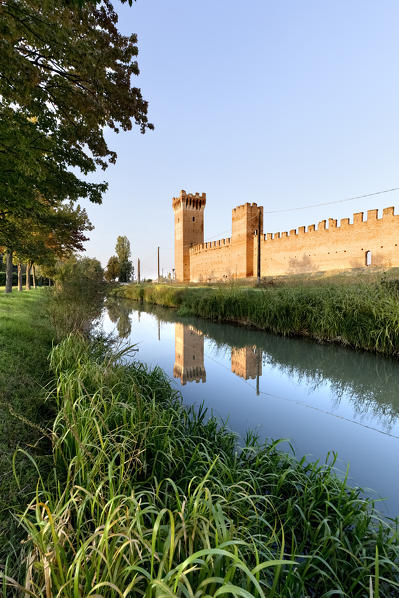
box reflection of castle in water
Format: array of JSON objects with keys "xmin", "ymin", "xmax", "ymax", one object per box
[
  {"xmin": 231, "ymin": 346, "xmax": 262, "ymax": 380},
  {"xmin": 173, "ymin": 323, "xmax": 206, "ymax": 385},
  {"xmin": 173, "ymin": 323, "xmax": 262, "ymax": 387},
  {"xmin": 107, "ymin": 300, "xmax": 399, "ymax": 428}
]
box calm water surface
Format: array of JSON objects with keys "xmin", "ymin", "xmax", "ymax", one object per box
[{"xmin": 103, "ymin": 299, "xmax": 399, "ymax": 517}]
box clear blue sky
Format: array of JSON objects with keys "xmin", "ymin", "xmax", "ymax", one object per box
[{"xmin": 81, "ymin": 0, "xmax": 399, "ymax": 278}]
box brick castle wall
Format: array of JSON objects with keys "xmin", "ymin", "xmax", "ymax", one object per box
[
  {"xmin": 189, "ymin": 238, "xmax": 232, "ymax": 281},
  {"xmin": 173, "ymin": 190, "xmax": 399, "ymax": 281},
  {"xmin": 254, "ymin": 207, "xmax": 399, "ymax": 276}
]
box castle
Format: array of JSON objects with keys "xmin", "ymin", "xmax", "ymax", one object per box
[
  {"xmin": 173, "ymin": 189, "xmax": 399, "ymax": 281},
  {"xmin": 172, "ymin": 322, "xmax": 262, "ymax": 385}
]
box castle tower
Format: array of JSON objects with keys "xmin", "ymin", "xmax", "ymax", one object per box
[
  {"xmin": 231, "ymin": 346, "xmax": 262, "ymax": 380},
  {"xmin": 231, "ymin": 203, "xmax": 263, "ymax": 278},
  {"xmin": 173, "ymin": 323, "xmax": 206, "ymax": 385},
  {"xmin": 173, "ymin": 190, "xmax": 206, "ymax": 282}
]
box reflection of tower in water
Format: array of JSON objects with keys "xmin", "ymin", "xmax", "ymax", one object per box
[
  {"xmin": 231, "ymin": 346, "xmax": 262, "ymax": 380},
  {"xmin": 173, "ymin": 323, "xmax": 206, "ymax": 385}
]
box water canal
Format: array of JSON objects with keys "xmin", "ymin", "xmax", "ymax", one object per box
[{"xmin": 103, "ymin": 298, "xmax": 399, "ymax": 517}]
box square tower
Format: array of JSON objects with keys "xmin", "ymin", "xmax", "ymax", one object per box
[
  {"xmin": 173, "ymin": 190, "xmax": 206, "ymax": 282},
  {"xmin": 231, "ymin": 346, "xmax": 262, "ymax": 380},
  {"xmin": 173, "ymin": 323, "xmax": 206, "ymax": 385},
  {"xmin": 231, "ymin": 203, "xmax": 263, "ymax": 278}
]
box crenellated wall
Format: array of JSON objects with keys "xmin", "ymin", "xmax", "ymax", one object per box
[
  {"xmin": 173, "ymin": 189, "xmax": 399, "ymax": 281},
  {"xmin": 189, "ymin": 238, "xmax": 232, "ymax": 281},
  {"xmin": 253, "ymin": 207, "xmax": 399, "ymax": 276}
]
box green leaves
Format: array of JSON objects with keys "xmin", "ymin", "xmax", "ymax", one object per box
[
  {"xmin": 0, "ymin": 0, "xmax": 152, "ymax": 260},
  {"xmin": 115, "ymin": 235, "xmax": 133, "ymax": 282}
]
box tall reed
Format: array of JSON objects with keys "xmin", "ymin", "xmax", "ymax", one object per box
[
  {"xmin": 118, "ymin": 281, "xmax": 399, "ymax": 357},
  {"xmin": 6, "ymin": 335, "xmax": 399, "ymax": 596}
]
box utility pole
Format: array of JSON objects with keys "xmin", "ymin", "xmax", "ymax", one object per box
[
  {"xmin": 157, "ymin": 246, "xmax": 160, "ymax": 283},
  {"xmin": 257, "ymin": 210, "xmax": 261, "ymax": 284},
  {"xmin": 137, "ymin": 258, "xmax": 140, "ymax": 284}
]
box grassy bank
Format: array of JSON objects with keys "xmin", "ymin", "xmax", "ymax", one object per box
[
  {"xmin": 0, "ymin": 289, "xmax": 54, "ymax": 571},
  {"xmin": 116, "ymin": 280, "xmax": 399, "ymax": 357},
  {"xmin": 0, "ymin": 272, "xmax": 104, "ymax": 584},
  {"xmin": 8, "ymin": 334, "xmax": 399, "ymax": 596}
]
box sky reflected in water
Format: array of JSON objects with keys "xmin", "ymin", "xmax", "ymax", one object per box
[{"xmin": 103, "ymin": 299, "xmax": 399, "ymax": 517}]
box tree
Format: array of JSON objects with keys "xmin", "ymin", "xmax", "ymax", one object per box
[
  {"xmin": 105, "ymin": 255, "xmax": 120, "ymax": 282},
  {"xmin": 1, "ymin": 1, "xmax": 152, "ymax": 217},
  {"xmin": 55, "ymin": 256, "xmax": 104, "ymax": 287},
  {"xmin": 115, "ymin": 236, "xmax": 133, "ymax": 282},
  {"xmin": 1, "ymin": 202, "xmax": 93, "ymax": 292},
  {"xmin": 0, "ymin": 0, "xmax": 152, "ymax": 289}
]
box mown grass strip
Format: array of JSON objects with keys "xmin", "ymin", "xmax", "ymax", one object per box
[{"xmin": 0, "ymin": 289, "xmax": 54, "ymax": 572}]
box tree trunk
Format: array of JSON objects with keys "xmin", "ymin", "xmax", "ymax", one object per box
[
  {"xmin": 26, "ymin": 261, "xmax": 31, "ymax": 290},
  {"xmin": 5, "ymin": 250, "xmax": 13, "ymax": 293},
  {"xmin": 17, "ymin": 263, "xmax": 23, "ymax": 291},
  {"xmin": 32, "ymin": 264, "xmax": 36, "ymax": 289}
]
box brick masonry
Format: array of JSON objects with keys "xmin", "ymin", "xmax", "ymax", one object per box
[
  {"xmin": 173, "ymin": 323, "xmax": 206, "ymax": 385},
  {"xmin": 172, "ymin": 190, "xmax": 399, "ymax": 281},
  {"xmin": 173, "ymin": 321, "xmax": 263, "ymax": 385}
]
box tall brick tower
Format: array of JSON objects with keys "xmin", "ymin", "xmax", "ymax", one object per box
[
  {"xmin": 231, "ymin": 203, "xmax": 263, "ymax": 278},
  {"xmin": 173, "ymin": 190, "xmax": 206, "ymax": 282},
  {"xmin": 231, "ymin": 346, "xmax": 262, "ymax": 380},
  {"xmin": 173, "ymin": 323, "xmax": 206, "ymax": 385}
]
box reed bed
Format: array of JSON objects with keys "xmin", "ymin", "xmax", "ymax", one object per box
[
  {"xmin": 118, "ymin": 281, "xmax": 399, "ymax": 357},
  {"xmin": 5, "ymin": 335, "xmax": 399, "ymax": 597}
]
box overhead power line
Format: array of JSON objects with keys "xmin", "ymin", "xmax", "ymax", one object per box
[
  {"xmin": 204, "ymin": 228, "xmax": 231, "ymax": 243},
  {"xmin": 263, "ymin": 186, "xmax": 399, "ymax": 215},
  {"xmin": 169, "ymin": 187, "xmax": 399, "ymax": 248}
]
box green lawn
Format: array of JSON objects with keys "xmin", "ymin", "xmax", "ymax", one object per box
[{"xmin": 0, "ymin": 288, "xmax": 54, "ymax": 569}]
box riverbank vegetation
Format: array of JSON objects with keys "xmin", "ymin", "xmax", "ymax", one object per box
[
  {"xmin": 116, "ymin": 277, "xmax": 399, "ymax": 357},
  {"xmin": 48, "ymin": 257, "xmax": 105, "ymax": 340},
  {"xmin": 4, "ymin": 331, "xmax": 397, "ymax": 596},
  {"xmin": 1, "ymin": 276, "xmax": 399, "ymax": 595},
  {"xmin": 107, "ymin": 298, "xmax": 399, "ymax": 425},
  {"xmin": 0, "ymin": 259, "xmax": 104, "ymax": 582}
]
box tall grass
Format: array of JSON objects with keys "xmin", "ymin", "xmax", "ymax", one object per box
[
  {"xmin": 117, "ymin": 281, "xmax": 399, "ymax": 357},
  {"xmin": 46, "ymin": 270, "xmax": 105, "ymax": 340},
  {"xmin": 117, "ymin": 283, "xmax": 186, "ymax": 308},
  {"xmin": 6, "ymin": 335, "xmax": 399, "ymax": 596}
]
